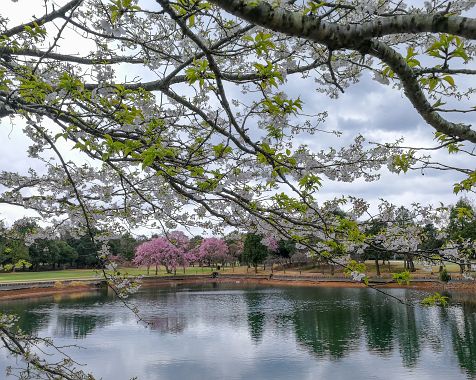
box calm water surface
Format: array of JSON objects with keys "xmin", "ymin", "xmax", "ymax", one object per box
[{"xmin": 1, "ymin": 283, "xmax": 475, "ymax": 380}]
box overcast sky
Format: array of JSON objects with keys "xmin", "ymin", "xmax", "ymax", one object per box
[{"xmin": 0, "ymin": 0, "xmax": 474, "ymax": 227}]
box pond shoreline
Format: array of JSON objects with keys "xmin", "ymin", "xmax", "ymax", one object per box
[
  {"xmin": 1, "ymin": 274, "xmax": 475, "ymax": 301},
  {"xmin": 0, "ymin": 284, "xmax": 101, "ymax": 300}
]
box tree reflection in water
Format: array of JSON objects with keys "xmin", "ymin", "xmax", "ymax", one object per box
[
  {"xmin": 244, "ymin": 291, "xmax": 267, "ymax": 344},
  {"xmin": 1, "ymin": 284, "xmax": 476, "ymax": 378}
]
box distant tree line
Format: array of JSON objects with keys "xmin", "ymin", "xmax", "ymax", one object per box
[
  {"xmin": 0, "ymin": 218, "xmax": 138, "ymax": 272},
  {"xmin": 1, "ymin": 198, "xmax": 475, "ymax": 273},
  {"xmin": 358, "ymin": 198, "xmax": 476, "ymax": 275}
]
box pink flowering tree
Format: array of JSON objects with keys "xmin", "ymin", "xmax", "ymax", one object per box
[
  {"xmin": 167, "ymin": 230, "xmax": 190, "ymax": 252},
  {"xmin": 262, "ymin": 236, "xmax": 279, "ymax": 253},
  {"xmin": 198, "ymin": 237, "xmax": 230, "ymax": 268},
  {"xmin": 167, "ymin": 231, "xmax": 191, "ymax": 273},
  {"xmin": 187, "ymin": 236, "xmax": 203, "ymax": 267},
  {"xmin": 133, "ymin": 240, "xmax": 158, "ymax": 275},
  {"xmin": 134, "ymin": 235, "xmax": 189, "ymax": 275},
  {"xmin": 227, "ymin": 238, "xmax": 244, "ymax": 271},
  {"xmin": 261, "ymin": 236, "xmax": 279, "ymax": 272},
  {"xmin": 184, "ymin": 248, "xmax": 200, "ymax": 268},
  {"xmin": 156, "ymin": 242, "xmax": 181, "ymax": 274}
]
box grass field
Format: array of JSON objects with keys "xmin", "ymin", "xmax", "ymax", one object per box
[
  {"xmin": 0, "ymin": 261, "xmax": 470, "ymax": 283},
  {"xmin": 0, "ymin": 266, "xmax": 233, "ymax": 283}
]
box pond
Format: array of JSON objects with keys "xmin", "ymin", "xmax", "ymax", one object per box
[{"xmin": 1, "ymin": 283, "xmax": 475, "ymax": 379}]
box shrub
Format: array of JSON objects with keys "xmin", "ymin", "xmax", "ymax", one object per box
[
  {"xmin": 421, "ymin": 292, "xmax": 449, "ymax": 307},
  {"xmin": 392, "ymin": 271, "xmax": 411, "ymax": 285},
  {"xmin": 14, "ymin": 259, "xmax": 32, "ymax": 270},
  {"xmin": 2, "ymin": 264, "xmax": 14, "ymax": 272},
  {"xmin": 439, "ymin": 268, "xmax": 451, "ymax": 283}
]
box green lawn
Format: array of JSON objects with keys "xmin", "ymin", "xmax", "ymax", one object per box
[
  {"xmin": 0, "ymin": 269, "xmax": 102, "ymax": 283},
  {"xmin": 0, "ymin": 266, "xmax": 228, "ymax": 283},
  {"xmin": 0, "ymin": 269, "xmax": 98, "ymax": 282},
  {"xmin": 0, "ymin": 261, "xmax": 469, "ymax": 284}
]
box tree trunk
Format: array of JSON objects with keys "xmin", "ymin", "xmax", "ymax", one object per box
[
  {"xmin": 155, "ymin": 265, "xmax": 158, "ymax": 275},
  {"xmin": 408, "ymin": 259, "xmax": 416, "ymax": 272},
  {"xmin": 330, "ymin": 264, "xmax": 335, "ymax": 276},
  {"xmin": 375, "ymin": 258, "xmax": 381, "ymax": 277},
  {"xmin": 147, "ymin": 265, "xmax": 150, "ymax": 275}
]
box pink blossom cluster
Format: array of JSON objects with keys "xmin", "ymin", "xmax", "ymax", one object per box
[
  {"xmin": 262, "ymin": 236, "xmax": 279, "ymax": 252},
  {"xmin": 133, "ymin": 231, "xmax": 191, "ymax": 273},
  {"xmin": 134, "ymin": 234, "xmax": 238, "ymax": 271},
  {"xmin": 197, "ymin": 237, "xmax": 231, "ymax": 264}
]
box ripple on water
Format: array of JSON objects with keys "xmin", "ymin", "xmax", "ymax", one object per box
[{"xmin": 1, "ymin": 283, "xmax": 475, "ymax": 380}]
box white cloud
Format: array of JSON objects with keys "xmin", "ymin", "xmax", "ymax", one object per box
[{"xmin": 0, "ymin": 0, "xmax": 474, "ymax": 228}]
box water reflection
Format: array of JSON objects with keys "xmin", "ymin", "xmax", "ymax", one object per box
[
  {"xmin": 359, "ymin": 291, "xmax": 395, "ymax": 354},
  {"xmin": 1, "ymin": 284, "xmax": 476, "ymax": 380},
  {"xmin": 53, "ymin": 311, "xmax": 110, "ymax": 339},
  {"xmin": 0, "ymin": 290, "xmax": 109, "ymax": 337},
  {"xmin": 148, "ymin": 315, "xmax": 187, "ymax": 334},
  {"xmin": 289, "ymin": 289, "xmax": 361, "ymax": 359},
  {"xmin": 244, "ymin": 291, "xmax": 267, "ymax": 343},
  {"xmin": 449, "ymin": 304, "xmax": 476, "ymax": 375}
]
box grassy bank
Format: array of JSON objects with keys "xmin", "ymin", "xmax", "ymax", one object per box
[
  {"xmin": 0, "ymin": 260, "xmax": 469, "ymax": 283},
  {"xmin": 0, "ymin": 266, "xmax": 233, "ymax": 283}
]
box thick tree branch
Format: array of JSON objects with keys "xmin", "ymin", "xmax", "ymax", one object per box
[
  {"xmin": 365, "ymin": 40, "xmax": 476, "ymax": 143},
  {"xmin": 209, "ymin": 0, "xmax": 476, "ymax": 49}
]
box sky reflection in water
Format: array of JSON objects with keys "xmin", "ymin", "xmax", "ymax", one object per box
[{"xmin": 0, "ymin": 283, "xmax": 475, "ymax": 380}]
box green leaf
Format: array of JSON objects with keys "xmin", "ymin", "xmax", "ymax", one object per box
[
  {"xmin": 442, "ymin": 75, "xmax": 455, "ymax": 87},
  {"xmin": 212, "ymin": 143, "xmax": 232, "ymax": 157},
  {"xmin": 421, "ymin": 292, "xmax": 449, "ymax": 307},
  {"xmin": 392, "ymin": 271, "xmax": 411, "ymax": 285},
  {"xmin": 245, "ymin": 0, "xmax": 260, "ymax": 6},
  {"xmin": 185, "ymin": 59, "xmax": 215, "ymax": 87},
  {"xmin": 303, "ymin": 1, "xmax": 325, "ymax": 15},
  {"xmin": 298, "ymin": 173, "xmax": 322, "ymax": 191},
  {"xmin": 432, "ymin": 98, "xmax": 446, "ymax": 108}
]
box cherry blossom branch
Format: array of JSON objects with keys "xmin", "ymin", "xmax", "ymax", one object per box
[
  {"xmin": 3, "ymin": 0, "xmax": 83, "ymax": 38},
  {"xmin": 209, "ymin": 0, "xmax": 476, "ymax": 48}
]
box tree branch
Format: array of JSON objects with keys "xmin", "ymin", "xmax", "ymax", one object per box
[
  {"xmin": 209, "ymin": 0, "xmax": 476, "ymax": 49},
  {"xmin": 3, "ymin": 0, "xmax": 83, "ymax": 38},
  {"xmin": 365, "ymin": 40, "xmax": 476, "ymax": 143}
]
